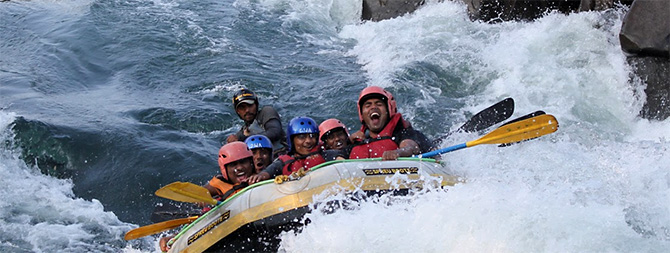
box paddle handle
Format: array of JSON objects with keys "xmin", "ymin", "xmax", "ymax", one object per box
[{"xmin": 415, "ymin": 143, "xmax": 467, "ymax": 158}]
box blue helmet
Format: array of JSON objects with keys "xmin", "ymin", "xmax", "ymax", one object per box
[
  {"xmin": 286, "ymin": 116, "xmax": 319, "ymax": 153},
  {"xmin": 245, "ymin": 135, "xmax": 273, "ymax": 150}
]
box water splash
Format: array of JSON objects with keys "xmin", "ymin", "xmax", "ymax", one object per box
[{"xmin": 0, "ymin": 112, "xmax": 155, "ymax": 252}]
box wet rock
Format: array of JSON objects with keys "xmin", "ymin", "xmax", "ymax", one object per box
[
  {"xmin": 465, "ymin": 0, "xmax": 582, "ymax": 22},
  {"xmin": 578, "ymin": 0, "xmax": 621, "ymax": 11},
  {"xmin": 619, "ymin": 0, "xmax": 670, "ymax": 120},
  {"xmin": 361, "ymin": 0, "xmax": 633, "ymax": 23},
  {"xmin": 619, "ymin": 0, "xmax": 670, "ymax": 58},
  {"xmin": 362, "ymin": 0, "xmax": 425, "ymax": 22},
  {"xmin": 464, "ymin": 0, "xmax": 636, "ymax": 22},
  {"xmin": 631, "ymin": 57, "xmax": 670, "ymax": 120}
]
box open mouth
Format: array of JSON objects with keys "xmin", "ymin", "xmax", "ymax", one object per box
[
  {"xmin": 255, "ymin": 162, "xmax": 264, "ymax": 168},
  {"xmin": 234, "ymin": 169, "xmax": 247, "ymax": 179},
  {"xmin": 369, "ymin": 112, "xmax": 381, "ymax": 125}
]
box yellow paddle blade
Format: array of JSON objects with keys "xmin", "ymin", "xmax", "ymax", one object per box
[
  {"xmin": 467, "ymin": 114, "xmax": 558, "ymax": 147},
  {"xmin": 124, "ymin": 216, "xmax": 198, "ymax": 240},
  {"xmin": 155, "ymin": 181, "xmax": 218, "ymax": 206}
]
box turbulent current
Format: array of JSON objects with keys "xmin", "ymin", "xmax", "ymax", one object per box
[{"xmin": 1, "ymin": 0, "xmax": 669, "ymax": 252}]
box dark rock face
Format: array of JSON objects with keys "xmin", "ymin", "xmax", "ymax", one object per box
[
  {"xmin": 620, "ymin": 0, "xmax": 670, "ymax": 120},
  {"xmin": 360, "ymin": 0, "xmax": 617, "ymax": 22},
  {"xmin": 362, "ymin": 0, "xmax": 425, "ymax": 22},
  {"xmin": 631, "ymin": 57, "xmax": 670, "ymax": 120},
  {"xmin": 466, "ymin": 0, "xmax": 582, "ymax": 22},
  {"xmin": 463, "ymin": 0, "xmax": 634, "ymax": 23},
  {"xmin": 619, "ymin": 0, "xmax": 670, "ymax": 58}
]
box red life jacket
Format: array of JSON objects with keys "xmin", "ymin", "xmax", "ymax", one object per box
[
  {"xmin": 279, "ymin": 146, "xmax": 326, "ymax": 175},
  {"xmin": 350, "ymin": 113, "xmax": 409, "ymax": 159}
]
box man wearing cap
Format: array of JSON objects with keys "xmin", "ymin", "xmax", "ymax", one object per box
[
  {"xmin": 226, "ymin": 88, "xmax": 287, "ymax": 153},
  {"xmin": 348, "ymin": 86, "xmax": 432, "ymax": 160}
]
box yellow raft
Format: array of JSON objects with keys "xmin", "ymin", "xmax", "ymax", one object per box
[{"xmin": 167, "ymin": 158, "xmax": 459, "ymax": 252}]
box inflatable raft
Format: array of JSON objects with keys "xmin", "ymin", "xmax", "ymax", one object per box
[{"xmin": 167, "ymin": 158, "xmax": 460, "ymax": 252}]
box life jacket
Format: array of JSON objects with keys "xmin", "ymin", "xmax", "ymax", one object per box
[
  {"xmin": 279, "ymin": 146, "xmax": 326, "ymax": 175},
  {"xmin": 208, "ymin": 176, "xmax": 248, "ymax": 201},
  {"xmin": 349, "ymin": 113, "xmax": 409, "ymax": 159}
]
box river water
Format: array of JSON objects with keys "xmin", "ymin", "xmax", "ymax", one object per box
[{"xmin": 1, "ymin": 0, "xmax": 669, "ymax": 252}]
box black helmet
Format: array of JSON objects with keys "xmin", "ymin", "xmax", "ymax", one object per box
[{"xmin": 232, "ymin": 88, "xmax": 258, "ymax": 109}]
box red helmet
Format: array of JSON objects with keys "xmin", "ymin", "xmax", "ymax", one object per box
[
  {"xmin": 217, "ymin": 141, "xmax": 253, "ymax": 181},
  {"xmin": 319, "ymin": 118, "xmax": 349, "ymax": 141},
  {"xmin": 357, "ymin": 86, "xmax": 397, "ymax": 123}
]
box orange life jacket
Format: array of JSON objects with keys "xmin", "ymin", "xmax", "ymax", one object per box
[{"xmin": 208, "ymin": 176, "xmax": 247, "ymax": 201}]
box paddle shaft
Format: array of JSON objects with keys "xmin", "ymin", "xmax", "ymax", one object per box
[
  {"xmin": 419, "ymin": 114, "xmax": 558, "ymax": 158},
  {"xmin": 431, "ymin": 98, "xmax": 514, "ymax": 146},
  {"xmin": 151, "ymin": 202, "xmax": 203, "ymax": 223},
  {"xmin": 420, "ymin": 143, "xmax": 467, "ymax": 158},
  {"xmin": 124, "ymin": 216, "xmax": 198, "ymax": 240}
]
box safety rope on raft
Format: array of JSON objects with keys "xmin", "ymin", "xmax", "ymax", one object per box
[{"xmin": 273, "ymin": 168, "xmax": 308, "ymax": 184}]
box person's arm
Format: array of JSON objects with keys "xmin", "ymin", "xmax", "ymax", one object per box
[
  {"xmin": 236, "ymin": 127, "xmax": 247, "ymax": 140},
  {"xmin": 381, "ymin": 139, "xmax": 420, "ymax": 160},
  {"xmin": 203, "ymin": 182, "xmax": 220, "ymax": 198},
  {"xmin": 200, "ymin": 176, "xmax": 225, "ymax": 207},
  {"xmin": 256, "ymin": 106, "xmax": 284, "ymax": 143},
  {"xmin": 227, "ymin": 127, "xmax": 246, "ymax": 143},
  {"xmin": 409, "ymin": 128, "xmax": 432, "ymax": 153},
  {"xmin": 349, "ymin": 130, "xmax": 364, "ymax": 142},
  {"xmin": 322, "ymin": 149, "xmax": 346, "ymax": 161},
  {"xmin": 247, "ymin": 159, "xmax": 284, "ymax": 184},
  {"xmin": 246, "ymin": 171, "xmax": 271, "ymax": 185},
  {"xmin": 381, "ymin": 125, "xmax": 426, "ymax": 160},
  {"xmin": 159, "ymin": 235, "xmax": 175, "ymax": 252},
  {"xmin": 260, "ymin": 119, "xmax": 283, "ymax": 143}
]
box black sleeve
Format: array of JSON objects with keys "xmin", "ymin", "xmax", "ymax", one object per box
[
  {"xmin": 235, "ymin": 128, "xmax": 247, "ymax": 141},
  {"xmin": 321, "ymin": 149, "xmax": 345, "ymax": 161},
  {"xmin": 341, "ymin": 145, "xmax": 352, "ymax": 160},
  {"xmin": 261, "ymin": 158, "xmax": 285, "ymax": 177},
  {"xmin": 261, "ymin": 119, "xmax": 283, "ymax": 143},
  {"xmin": 394, "ymin": 126, "xmax": 433, "ymax": 153},
  {"xmin": 256, "ymin": 106, "xmax": 284, "ymax": 143},
  {"xmin": 257, "ymin": 106, "xmax": 281, "ymax": 123}
]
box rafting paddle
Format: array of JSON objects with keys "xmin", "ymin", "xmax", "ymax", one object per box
[
  {"xmin": 155, "ymin": 182, "xmax": 220, "ymax": 206},
  {"xmin": 151, "ymin": 202, "xmax": 203, "ymax": 223},
  {"xmin": 501, "ymin": 110, "xmax": 545, "ymax": 127},
  {"xmin": 124, "ymin": 216, "xmax": 198, "ymax": 240},
  {"xmin": 498, "ymin": 110, "xmax": 545, "ymax": 147},
  {"xmin": 458, "ymin": 97, "xmax": 515, "ymax": 132},
  {"xmin": 431, "ymin": 97, "xmax": 514, "ymax": 146},
  {"xmin": 418, "ymin": 114, "xmax": 558, "ymax": 158}
]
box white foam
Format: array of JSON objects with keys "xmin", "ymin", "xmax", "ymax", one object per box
[
  {"xmin": 0, "ymin": 111, "xmax": 154, "ymax": 252},
  {"xmin": 277, "ymin": 3, "xmax": 670, "ymax": 252}
]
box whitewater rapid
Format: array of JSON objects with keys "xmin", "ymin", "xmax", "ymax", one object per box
[
  {"xmin": 1, "ymin": 0, "xmax": 668, "ymax": 252},
  {"xmin": 276, "ymin": 1, "xmax": 670, "ymax": 252}
]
